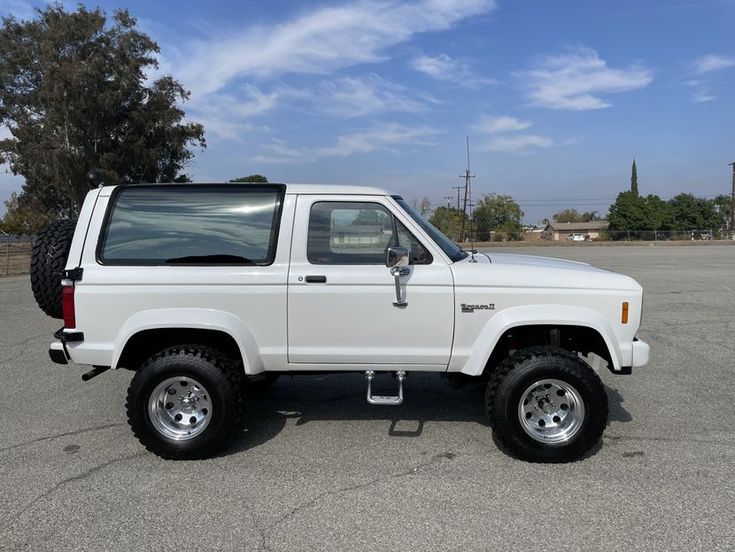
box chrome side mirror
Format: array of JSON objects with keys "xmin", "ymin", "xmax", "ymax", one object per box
[
  {"xmin": 386, "ymin": 246, "xmax": 409, "ymax": 269},
  {"xmin": 386, "ymin": 246, "xmax": 410, "ymax": 307}
]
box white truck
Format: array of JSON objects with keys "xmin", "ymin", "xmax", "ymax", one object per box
[{"xmin": 34, "ymin": 183, "xmax": 649, "ymax": 462}]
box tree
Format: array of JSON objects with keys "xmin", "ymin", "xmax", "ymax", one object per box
[
  {"xmin": 418, "ymin": 197, "xmax": 431, "ymax": 216},
  {"xmin": 229, "ymin": 175, "xmax": 268, "ymax": 183},
  {"xmin": 0, "ymin": 5, "xmax": 205, "ymax": 222},
  {"xmin": 473, "ymin": 193, "xmax": 523, "ymax": 240},
  {"xmin": 631, "ymin": 159, "xmax": 639, "ymax": 196},
  {"xmin": 668, "ymin": 193, "xmax": 719, "ymax": 232},
  {"xmin": 713, "ymin": 194, "xmax": 732, "ymax": 232},
  {"xmin": 608, "ymin": 192, "xmax": 673, "ymax": 232},
  {"xmin": 0, "ymin": 192, "xmax": 53, "ymax": 234},
  {"xmin": 553, "ymin": 208, "xmax": 582, "ymax": 223},
  {"xmin": 429, "ymin": 206, "xmax": 466, "ymax": 241},
  {"xmin": 552, "ymin": 209, "xmax": 601, "ymax": 224}
]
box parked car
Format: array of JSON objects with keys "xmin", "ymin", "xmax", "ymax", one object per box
[
  {"xmin": 34, "ymin": 183, "xmax": 649, "ymax": 463},
  {"xmin": 567, "ymin": 233, "xmax": 585, "ymax": 242}
]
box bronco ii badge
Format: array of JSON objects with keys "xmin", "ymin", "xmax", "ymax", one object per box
[{"xmin": 461, "ymin": 303, "xmax": 495, "ymax": 313}]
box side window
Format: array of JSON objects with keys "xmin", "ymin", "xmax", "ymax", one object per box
[
  {"xmin": 308, "ymin": 202, "xmax": 393, "ymax": 264},
  {"xmin": 307, "ymin": 202, "xmax": 432, "ymax": 265},
  {"xmin": 395, "ymin": 219, "xmax": 432, "ymax": 265},
  {"xmin": 99, "ymin": 185, "xmax": 283, "ymax": 265}
]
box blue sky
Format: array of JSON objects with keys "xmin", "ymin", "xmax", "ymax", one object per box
[{"xmin": 1, "ymin": 0, "xmax": 734, "ymax": 223}]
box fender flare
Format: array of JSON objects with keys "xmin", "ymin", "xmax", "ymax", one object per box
[
  {"xmin": 459, "ymin": 304, "xmax": 623, "ymax": 376},
  {"xmin": 111, "ymin": 308, "xmax": 262, "ymax": 374}
]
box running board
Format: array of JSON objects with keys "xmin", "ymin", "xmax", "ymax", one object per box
[{"xmin": 365, "ymin": 370, "xmax": 406, "ymax": 406}]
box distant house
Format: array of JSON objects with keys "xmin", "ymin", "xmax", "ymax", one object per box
[{"xmin": 542, "ymin": 221, "xmax": 609, "ymax": 241}]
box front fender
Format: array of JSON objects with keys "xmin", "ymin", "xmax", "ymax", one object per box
[
  {"xmin": 459, "ymin": 304, "xmax": 623, "ymax": 376},
  {"xmin": 111, "ymin": 308, "xmax": 263, "ymax": 374}
]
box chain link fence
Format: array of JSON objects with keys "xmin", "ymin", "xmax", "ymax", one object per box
[
  {"xmin": 460, "ymin": 229, "xmax": 734, "ymax": 243},
  {"xmin": 0, "ymin": 231, "xmax": 34, "ymax": 276}
]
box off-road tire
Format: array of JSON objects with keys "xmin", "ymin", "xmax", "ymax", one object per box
[
  {"xmin": 485, "ymin": 346, "xmax": 608, "ymax": 463},
  {"xmin": 30, "ymin": 219, "xmax": 77, "ymax": 319},
  {"xmin": 126, "ymin": 345, "xmax": 243, "ymax": 460}
]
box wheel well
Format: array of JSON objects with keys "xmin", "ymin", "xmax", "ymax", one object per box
[
  {"xmin": 485, "ymin": 324, "xmax": 613, "ymax": 375},
  {"xmin": 117, "ymin": 328, "xmax": 243, "ymax": 371}
]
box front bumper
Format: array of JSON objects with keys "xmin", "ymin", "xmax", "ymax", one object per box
[{"xmin": 631, "ymin": 338, "xmax": 650, "ymax": 368}]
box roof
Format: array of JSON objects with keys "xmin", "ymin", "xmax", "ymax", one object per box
[
  {"xmin": 97, "ymin": 182, "xmax": 390, "ymax": 197},
  {"xmin": 545, "ymin": 221, "xmax": 609, "ymax": 231},
  {"xmin": 282, "ymin": 183, "xmax": 389, "ymax": 195}
]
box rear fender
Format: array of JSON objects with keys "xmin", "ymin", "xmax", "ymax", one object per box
[{"xmin": 112, "ymin": 308, "xmax": 262, "ymax": 374}]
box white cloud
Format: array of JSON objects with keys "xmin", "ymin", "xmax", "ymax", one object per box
[
  {"xmin": 473, "ymin": 114, "xmax": 554, "ymax": 153},
  {"xmin": 175, "ymin": 0, "xmax": 496, "ymax": 98},
  {"xmin": 684, "ymin": 79, "xmax": 716, "ymax": 103},
  {"xmin": 190, "ymin": 86, "xmax": 277, "ymax": 139},
  {"xmin": 253, "ymin": 123, "xmax": 440, "ymax": 163},
  {"xmin": 411, "ymin": 53, "xmax": 496, "ymax": 87},
  {"xmin": 473, "ymin": 115, "xmax": 531, "ymax": 134},
  {"xmin": 316, "ymin": 74, "xmax": 428, "ymax": 117},
  {"xmin": 481, "ymin": 134, "xmax": 553, "ymax": 153},
  {"xmin": 517, "ymin": 47, "xmax": 653, "ymax": 110},
  {"xmin": 690, "ymin": 54, "xmax": 735, "ymax": 75}
]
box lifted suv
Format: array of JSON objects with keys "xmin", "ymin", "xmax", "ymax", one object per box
[{"xmin": 37, "ymin": 183, "xmax": 649, "ymax": 462}]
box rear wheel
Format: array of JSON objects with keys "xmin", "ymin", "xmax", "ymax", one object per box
[
  {"xmin": 126, "ymin": 345, "xmax": 243, "ymax": 460},
  {"xmin": 486, "ymin": 346, "xmax": 608, "ymax": 463}
]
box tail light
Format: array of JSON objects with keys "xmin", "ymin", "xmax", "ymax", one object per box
[{"xmin": 62, "ymin": 285, "xmax": 76, "ymax": 328}]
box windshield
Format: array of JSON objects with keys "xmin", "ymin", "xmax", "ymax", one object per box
[{"xmin": 394, "ymin": 197, "xmax": 468, "ymax": 262}]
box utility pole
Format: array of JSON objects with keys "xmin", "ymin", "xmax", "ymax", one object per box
[
  {"xmin": 451, "ymin": 185, "xmax": 463, "ymax": 211},
  {"xmin": 459, "ymin": 136, "xmax": 475, "ymax": 242},
  {"xmin": 730, "ymin": 162, "xmax": 735, "ymax": 239}
]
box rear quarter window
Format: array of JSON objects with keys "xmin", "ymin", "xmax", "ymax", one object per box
[{"xmin": 98, "ymin": 185, "xmax": 284, "ymax": 265}]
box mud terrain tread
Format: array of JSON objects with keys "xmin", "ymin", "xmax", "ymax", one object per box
[
  {"xmin": 485, "ymin": 346, "xmax": 608, "ymax": 463},
  {"xmin": 30, "ymin": 220, "xmax": 77, "ymax": 319},
  {"xmin": 126, "ymin": 345, "xmax": 243, "ymax": 460}
]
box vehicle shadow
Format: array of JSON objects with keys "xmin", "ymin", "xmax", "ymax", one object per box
[
  {"xmin": 606, "ymin": 386, "xmax": 633, "ymax": 422},
  {"xmin": 223, "ymin": 373, "xmax": 631, "ymax": 459}
]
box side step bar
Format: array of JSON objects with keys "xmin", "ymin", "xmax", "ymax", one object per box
[{"xmin": 365, "ymin": 370, "xmax": 406, "ymax": 406}]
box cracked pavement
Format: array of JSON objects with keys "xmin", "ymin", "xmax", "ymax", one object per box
[{"xmin": 1, "ymin": 245, "xmax": 734, "ymax": 551}]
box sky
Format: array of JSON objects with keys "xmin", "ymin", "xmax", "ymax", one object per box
[{"xmin": 1, "ymin": 0, "xmax": 734, "ymax": 223}]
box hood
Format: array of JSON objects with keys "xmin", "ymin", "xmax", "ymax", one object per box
[{"xmin": 452, "ymin": 251, "xmax": 641, "ymax": 292}]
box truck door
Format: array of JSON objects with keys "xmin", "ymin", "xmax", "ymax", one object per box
[{"xmin": 287, "ymin": 195, "xmax": 454, "ymax": 368}]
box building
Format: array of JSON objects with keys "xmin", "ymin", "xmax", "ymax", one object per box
[{"xmin": 542, "ymin": 221, "xmax": 609, "ymax": 241}]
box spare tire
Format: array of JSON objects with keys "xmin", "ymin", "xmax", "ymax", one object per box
[{"xmin": 30, "ymin": 220, "xmax": 77, "ymax": 319}]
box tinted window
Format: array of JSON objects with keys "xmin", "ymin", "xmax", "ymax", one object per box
[
  {"xmin": 394, "ymin": 197, "xmax": 467, "ymax": 262},
  {"xmin": 307, "ymin": 202, "xmax": 431, "ymax": 265},
  {"xmin": 99, "ymin": 185, "xmax": 283, "ymax": 265}
]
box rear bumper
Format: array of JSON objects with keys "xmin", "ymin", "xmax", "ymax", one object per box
[
  {"xmin": 631, "ymin": 338, "xmax": 650, "ymax": 368},
  {"xmin": 49, "ymin": 341, "xmax": 69, "ymax": 365}
]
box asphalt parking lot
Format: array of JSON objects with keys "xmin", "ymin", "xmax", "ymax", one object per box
[{"xmin": 1, "ymin": 245, "xmax": 733, "ymax": 551}]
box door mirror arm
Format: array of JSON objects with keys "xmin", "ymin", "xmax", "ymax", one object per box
[{"xmin": 386, "ymin": 246, "xmax": 410, "ymax": 307}]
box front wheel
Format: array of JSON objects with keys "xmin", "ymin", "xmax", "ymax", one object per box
[
  {"xmin": 486, "ymin": 347, "xmax": 608, "ymax": 463},
  {"xmin": 126, "ymin": 345, "xmax": 243, "ymax": 460}
]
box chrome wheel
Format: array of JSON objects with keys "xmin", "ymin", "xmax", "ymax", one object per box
[
  {"xmin": 518, "ymin": 379, "xmax": 585, "ymax": 446},
  {"xmin": 148, "ymin": 376, "xmax": 212, "ymax": 441}
]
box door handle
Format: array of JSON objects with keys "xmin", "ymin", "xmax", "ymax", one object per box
[{"xmin": 305, "ymin": 275, "xmax": 327, "ymax": 283}]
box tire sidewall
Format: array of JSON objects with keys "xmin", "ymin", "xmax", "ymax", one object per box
[
  {"xmin": 129, "ymin": 351, "xmax": 239, "ymax": 458},
  {"xmin": 491, "ymin": 352, "xmax": 607, "ymax": 462}
]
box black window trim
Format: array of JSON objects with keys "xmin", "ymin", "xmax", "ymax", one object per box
[
  {"xmin": 96, "ymin": 183, "xmax": 287, "ymax": 267},
  {"xmin": 306, "ymin": 200, "xmax": 433, "ymax": 266}
]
